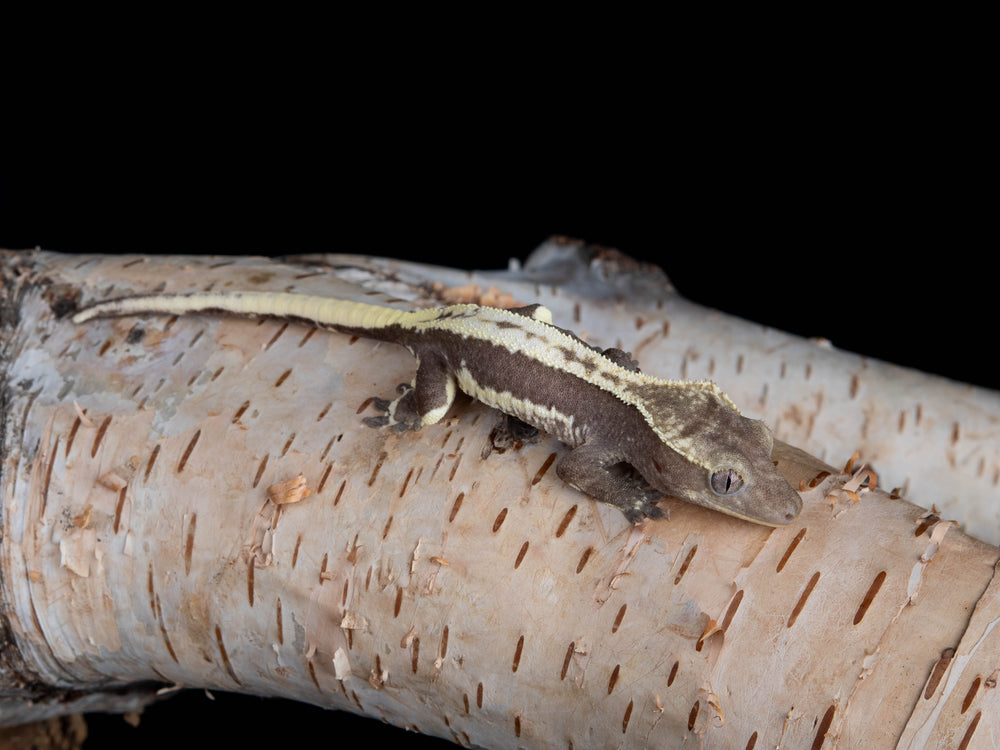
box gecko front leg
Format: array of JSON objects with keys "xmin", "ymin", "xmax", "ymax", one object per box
[{"xmin": 556, "ymin": 442, "xmax": 667, "ymax": 523}]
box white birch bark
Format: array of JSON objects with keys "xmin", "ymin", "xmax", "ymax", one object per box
[{"xmin": 1, "ymin": 245, "xmax": 998, "ymax": 748}]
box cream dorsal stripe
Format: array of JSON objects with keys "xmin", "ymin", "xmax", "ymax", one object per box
[{"xmin": 73, "ymin": 290, "xmax": 802, "ymax": 526}]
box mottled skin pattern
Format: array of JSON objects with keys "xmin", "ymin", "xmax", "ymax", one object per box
[{"xmin": 73, "ymin": 292, "xmax": 802, "ymax": 526}]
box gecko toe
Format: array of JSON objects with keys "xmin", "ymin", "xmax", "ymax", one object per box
[
  {"xmin": 644, "ymin": 504, "xmax": 668, "ymax": 521},
  {"xmin": 625, "ymin": 495, "xmax": 667, "ymax": 523},
  {"xmin": 371, "ymin": 397, "xmax": 392, "ymax": 412},
  {"xmin": 621, "ymin": 506, "xmax": 646, "ymax": 524}
]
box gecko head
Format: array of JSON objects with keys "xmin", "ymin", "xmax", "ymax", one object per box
[
  {"xmin": 640, "ymin": 398, "xmax": 802, "ymax": 526},
  {"xmin": 687, "ymin": 417, "xmax": 802, "ymax": 526}
]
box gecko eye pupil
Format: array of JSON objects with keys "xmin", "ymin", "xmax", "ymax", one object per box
[{"xmin": 711, "ymin": 468, "xmax": 744, "ymax": 495}]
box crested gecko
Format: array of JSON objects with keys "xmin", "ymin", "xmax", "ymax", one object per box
[{"xmin": 73, "ymin": 291, "xmax": 802, "ymax": 526}]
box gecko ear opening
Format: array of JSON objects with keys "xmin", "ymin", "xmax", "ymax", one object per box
[{"xmin": 710, "ymin": 468, "xmax": 745, "ymax": 495}]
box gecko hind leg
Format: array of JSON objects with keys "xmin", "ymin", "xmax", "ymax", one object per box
[{"xmin": 362, "ymin": 356, "xmax": 456, "ymax": 433}]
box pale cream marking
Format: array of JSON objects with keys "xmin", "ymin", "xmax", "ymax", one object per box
[
  {"xmin": 454, "ymin": 367, "xmax": 586, "ymax": 446},
  {"xmin": 419, "ymin": 373, "xmax": 457, "ymax": 427}
]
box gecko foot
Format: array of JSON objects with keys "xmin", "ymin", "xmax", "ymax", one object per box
[
  {"xmin": 362, "ymin": 389, "xmax": 422, "ymax": 432},
  {"xmin": 622, "ymin": 500, "xmax": 669, "ymax": 524},
  {"xmin": 494, "ymin": 413, "xmax": 540, "ymax": 446},
  {"xmin": 607, "ymin": 467, "xmax": 668, "ymax": 523},
  {"xmin": 601, "ymin": 347, "xmax": 641, "ymax": 373},
  {"xmin": 482, "ymin": 413, "xmax": 541, "ymax": 458}
]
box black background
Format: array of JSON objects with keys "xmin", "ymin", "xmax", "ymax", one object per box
[{"xmin": 0, "ymin": 7, "xmax": 990, "ymax": 748}]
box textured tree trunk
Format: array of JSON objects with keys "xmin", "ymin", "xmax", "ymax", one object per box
[{"xmin": 2, "ymin": 245, "xmax": 998, "ymax": 748}]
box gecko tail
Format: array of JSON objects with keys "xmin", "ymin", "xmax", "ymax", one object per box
[{"xmin": 72, "ymin": 291, "xmax": 411, "ymax": 332}]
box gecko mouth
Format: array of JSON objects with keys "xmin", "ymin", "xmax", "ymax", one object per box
[{"xmin": 695, "ymin": 491, "xmax": 801, "ymax": 527}]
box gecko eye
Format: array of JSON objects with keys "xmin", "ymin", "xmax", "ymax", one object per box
[{"xmin": 710, "ymin": 468, "xmax": 745, "ymax": 495}]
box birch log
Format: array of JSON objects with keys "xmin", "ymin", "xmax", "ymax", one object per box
[{"xmin": 1, "ymin": 247, "xmax": 999, "ymax": 748}]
